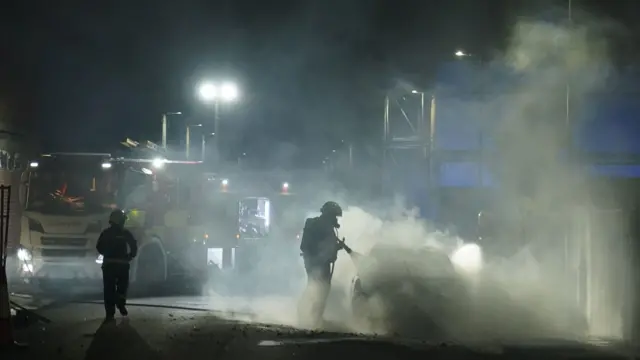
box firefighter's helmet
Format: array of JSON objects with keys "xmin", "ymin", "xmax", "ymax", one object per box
[
  {"xmin": 320, "ymin": 201, "xmax": 343, "ymax": 217},
  {"xmin": 109, "ymin": 209, "xmax": 127, "ymax": 226}
]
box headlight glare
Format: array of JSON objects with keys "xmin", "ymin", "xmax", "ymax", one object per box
[
  {"xmin": 17, "ymin": 247, "xmax": 32, "ymax": 262},
  {"xmin": 450, "ymin": 243, "xmax": 483, "ymax": 274}
]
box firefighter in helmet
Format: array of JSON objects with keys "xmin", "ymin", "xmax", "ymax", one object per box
[
  {"xmin": 298, "ymin": 201, "xmax": 345, "ymax": 327},
  {"xmin": 96, "ymin": 209, "xmax": 138, "ymax": 322}
]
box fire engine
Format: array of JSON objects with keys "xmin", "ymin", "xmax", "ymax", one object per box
[
  {"xmin": 13, "ymin": 138, "xmax": 302, "ymax": 293},
  {"xmin": 14, "ymin": 152, "xmax": 116, "ymax": 292},
  {"xmin": 201, "ymin": 173, "xmax": 300, "ymax": 273}
]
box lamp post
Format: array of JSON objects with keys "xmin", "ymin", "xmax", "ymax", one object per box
[
  {"xmin": 185, "ymin": 124, "xmax": 202, "ymax": 160},
  {"xmin": 198, "ymin": 81, "xmax": 239, "ymax": 164},
  {"xmin": 161, "ymin": 111, "xmax": 182, "ymax": 149},
  {"xmin": 201, "ymin": 132, "xmax": 214, "ymax": 161}
]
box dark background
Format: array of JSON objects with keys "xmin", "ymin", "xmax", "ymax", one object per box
[{"xmin": 2, "ymin": 0, "xmax": 639, "ymax": 168}]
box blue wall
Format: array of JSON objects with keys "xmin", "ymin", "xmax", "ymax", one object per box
[{"xmin": 434, "ymin": 61, "xmax": 640, "ymax": 185}]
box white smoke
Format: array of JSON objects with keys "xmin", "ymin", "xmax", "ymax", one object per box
[{"xmin": 202, "ymin": 15, "xmax": 630, "ymax": 346}]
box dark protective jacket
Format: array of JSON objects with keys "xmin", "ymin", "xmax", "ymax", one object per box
[
  {"xmin": 96, "ymin": 225, "xmax": 138, "ymax": 264},
  {"xmin": 300, "ymin": 215, "xmax": 341, "ymax": 263}
]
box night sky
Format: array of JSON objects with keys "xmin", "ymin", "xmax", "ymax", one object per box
[{"xmin": 2, "ymin": 0, "xmax": 639, "ymax": 169}]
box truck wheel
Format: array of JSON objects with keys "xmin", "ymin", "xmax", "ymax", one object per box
[{"xmin": 136, "ymin": 245, "xmax": 165, "ymax": 296}]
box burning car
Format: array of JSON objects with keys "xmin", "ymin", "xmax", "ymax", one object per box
[{"xmin": 348, "ymin": 242, "xmax": 483, "ymax": 336}]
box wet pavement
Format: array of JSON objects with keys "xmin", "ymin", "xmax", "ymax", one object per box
[{"xmin": 4, "ymin": 296, "xmax": 638, "ymax": 360}]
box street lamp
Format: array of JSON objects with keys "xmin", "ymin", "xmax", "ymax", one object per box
[
  {"xmin": 201, "ymin": 132, "xmax": 215, "ymax": 161},
  {"xmin": 185, "ymin": 124, "xmax": 202, "ymax": 160},
  {"xmin": 197, "ymin": 81, "xmax": 240, "ymax": 164},
  {"xmin": 161, "ymin": 111, "xmax": 182, "ymax": 149}
]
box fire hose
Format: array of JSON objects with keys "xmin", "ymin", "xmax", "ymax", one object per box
[{"xmin": 329, "ymin": 229, "xmax": 357, "ymax": 279}]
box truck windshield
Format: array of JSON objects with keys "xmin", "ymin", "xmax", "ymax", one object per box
[{"xmin": 26, "ymin": 169, "xmax": 114, "ymax": 215}]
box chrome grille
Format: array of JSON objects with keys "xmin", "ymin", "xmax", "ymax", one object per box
[{"xmin": 41, "ymin": 237, "xmax": 88, "ymax": 247}]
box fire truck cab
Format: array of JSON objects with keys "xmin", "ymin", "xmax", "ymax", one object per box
[{"xmin": 13, "ymin": 152, "xmax": 116, "ymax": 292}]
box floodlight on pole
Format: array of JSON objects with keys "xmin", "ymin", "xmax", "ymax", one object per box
[
  {"xmin": 197, "ymin": 80, "xmax": 240, "ymax": 166},
  {"xmin": 199, "ymin": 83, "xmax": 217, "ymax": 102},
  {"xmin": 198, "ymin": 82, "xmax": 240, "ymax": 103}
]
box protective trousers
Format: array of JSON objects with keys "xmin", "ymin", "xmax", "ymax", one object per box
[
  {"xmin": 299, "ymin": 255, "xmax": 332, "ymax": 327},
  {"xmin": 102, "ymin": 263, "xmax": 130, "ymax": 317}
]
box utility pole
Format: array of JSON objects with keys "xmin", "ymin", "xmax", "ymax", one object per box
[
  {"xmin": 201, "ymin": 134, "xmax": 206, "ymax": 161},
  {"xmin": 213, "ymin": 100, "xmax": 220, "ymax": 165},
  {"xmin": 185, "ymin": 126, "xmax": 190, "ymax": 160},
  {"xmin": 162, "ymin": 113, "xmax": 167, "ymax": 149},
  {"xmin": 185, "ymin": 124, "xmax": 202, "ymax": 160}
]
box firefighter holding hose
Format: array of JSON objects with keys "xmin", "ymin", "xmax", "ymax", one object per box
[
  {"xmin": 96, "ymin": 209, "xmax": 138, "ymax": 322},
  {"xmin": 298, "ymin": 201, "xmax": 346, "ymax": 327}
]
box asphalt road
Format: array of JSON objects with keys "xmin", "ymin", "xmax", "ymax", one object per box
[{"xmin": 5, "ymin": 294, "xmax": 638, "ymax": 360}]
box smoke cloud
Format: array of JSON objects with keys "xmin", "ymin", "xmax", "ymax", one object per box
[{"xmin": 200, "ymin": 11, "xmax": 632, "ymax": 347}]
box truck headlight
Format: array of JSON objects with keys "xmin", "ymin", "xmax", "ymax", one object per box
[
  {"xmin": 96, "ymin": 255, "xmax": 104, "ymax": 264},
  {"xmin": 17, "ymin": 247, "xmax": 32, "ymax": 262},
  {"xmin": 450, "ymin": 243, "xmax": 483, "ymax": 274}
]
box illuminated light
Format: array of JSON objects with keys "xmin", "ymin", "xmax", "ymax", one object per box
[
  {"xmin": 235, "ymin": 233, "xmax": 240, "ymax": 239},
  {"xmin": 17, "ymin": 247, "xmax": 32, "ymax": 262},
  {"xmin": 22, "ymin": 263, "xmax": 34, "ymax": 273},
  {"xmin": 152, "ymin": 158, "xmax": 166, "ymax": 169},
  {"xmin": 29, "ymin": 162, "xmax": 38, "ymax": 168},
  {"xmin": 220, "ymin": 82, "xmax": 239, "ymax": 101},
  {"xmin": 450, "ymin": 243, "xmax": 483, "ymax": 274},
  {"xmin": 96, "ymin": 255, "xmax": 104, "ymax": 264},
  {"xmin": 282, "ymin": 182, "xmax": 289, "ymax": 190},
  {"xmin": 141, "ymin": 168, "xmax": 153, "ymax": 175},
  {"xmin": 101, "ymin": 162, "xmax": 112, "ymax": 169},
  {"xmin": 221, "ymin": 179, "xmax": 229, "ymax": 186},
  {"xmin": 204, "ymin": 233, "xmax": 209, "ymax": 239},
  {"xmin": 199, "ymin": 82, "xmax": 239, "ymax": 102},
  {"xmin": 199, "ymin": 83, "xmax": 217, "ymax": 101}
]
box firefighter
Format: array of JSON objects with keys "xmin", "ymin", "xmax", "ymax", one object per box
[
  {"xmin": 298, "ymin": 201, "xmax": 345, "ymax": 327},
  {"xmin": 96, "ymin": 209, "xmax": 138, "ymax": 322}
]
